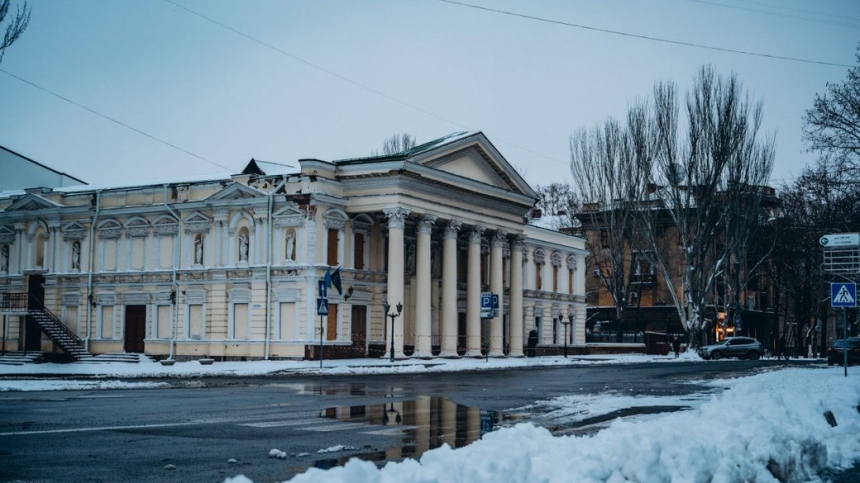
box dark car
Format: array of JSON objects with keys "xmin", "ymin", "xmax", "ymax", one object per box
[
  {"xmin": 826, "ymin": 338, "xmax": 860, "ymax": 365},
  {"xmin": 697, "ymin": 337, "xmax": 764, "ymax": 360}
]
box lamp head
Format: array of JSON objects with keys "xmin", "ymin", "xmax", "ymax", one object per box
[
  {"xmin": 383, "ymin": 301, "xmax": 390, "ymax": 315},
  {"xmin": 396, "ymin": 302, "xmax": 403, "ymax": 314}
]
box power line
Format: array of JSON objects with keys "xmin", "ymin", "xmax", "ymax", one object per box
[
  {"xmin": 0, "ymin": 68, "xmax": 233, "ymax": 173},
  {"xmin": 688, "ymin": 0, "xmax": 860, "ymax": 30},
  {"xmin": 162, "ymin": 0, "xmax": 568, "ymax": 168},
  {"xmin": 435, "ymin": 0, "xmax": 853, "ymax": 68}
]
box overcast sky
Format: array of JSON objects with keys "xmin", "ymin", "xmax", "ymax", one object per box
[{"xmin": 1, "ymin": 0, "xmax": 858, "ymax": 190}]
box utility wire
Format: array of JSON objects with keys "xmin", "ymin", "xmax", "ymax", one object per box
[
  {"xmin": 687, "ymin": 0, "xmax": 860, "ymax": 30},
  {"xmin": 436, "ymin": 0, "xmax": 853, "ymax": 68},
  {"xmin": 162, "ymin": 0, "xmax": 567, "ymax": 167},
  {"xmin": 0, "ymin": 68, "xmax": 232, "ymax": 172}
]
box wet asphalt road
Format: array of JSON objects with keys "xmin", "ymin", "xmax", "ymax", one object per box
[{"xmin": 0, "ymin": 359, "xmax": 831, "ymax": 482}]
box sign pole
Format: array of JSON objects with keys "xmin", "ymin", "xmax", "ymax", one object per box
[
  {"xmin": 844, "ymin": 308, "xmax": 848, "ymax": 377},
  {"xmin": 319, "ymin": 315, "xmax": 324, "ymax": 369}
]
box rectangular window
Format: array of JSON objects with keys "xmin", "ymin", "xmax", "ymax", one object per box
[
  {"xmin": 157, "ymin": 305, "xmax": 171, "ymax": 339},
  {"xmin": 553, "ymin": 318, "xmax": 558, "ymax": 344},
  {"xmin": 327, "ymin": 229, "xmax": 339, "ymax": 266},
  {"xmin": 104, "ymin": 240, "xmax": 117, "ymax": 271},
  {"xmin": 131, "ymin": 238, "xmax": 145, "ymax": 270},
  {"xmin": 101, "ymin": 306, "xmax": 114, "ymax": 339},
  {"xmin": 189, "ymin": 304, "xmax": 203, "ymax": 340},
  {"xmin": 279, "ymin": 302, "xmax": 296, "ymax": 340},
  {"xmin": 553, "ymin": 265, "xmax": 559, "ymax": 292},
  {"xmin": 568, "ymin": 269, "xmax": 574, "ymax": 294},
  {"xmin": 535, "ymin": 263, "xmax": 542, "ymax": 291},
  {"xmin": 232, "ymin": 303, "xmax": 248, "ymax": 340},
  {"xmin": 354, "ymin": 233, "xmax": 365, "ymax": 269},
  {"xmin": 600, "ymin": 229, "xmax": 610, "ymax": 248},
  {"xmin": 159, "ymin": 237, "xmax": 173, "ymax": 269}
]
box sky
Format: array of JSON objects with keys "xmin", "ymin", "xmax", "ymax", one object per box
[
  {"xmin": 1, "ymin": 354, "xmax": 858, "ymax": 482},
  {"xmin": 1, "ymin": 0, "xmax": 859, "ymax": 190}
]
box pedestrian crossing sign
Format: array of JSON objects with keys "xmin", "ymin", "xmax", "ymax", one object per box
[
  {"xmin": 831, "ymin": 282, "xmax": 857, "ymax": 308},
  {"xmin": 316, "ymin": 298, "xmax": 329, "ymax": 315}
]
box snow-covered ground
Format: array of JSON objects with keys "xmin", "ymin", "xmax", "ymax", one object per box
[{"xmin": 2, "ymin": 354, "xmax": 858, "ymax": 483}]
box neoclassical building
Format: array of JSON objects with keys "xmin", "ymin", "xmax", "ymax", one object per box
[{"xmin": 0, "ymin": 132, "xmax": 587, "ymax": 360}]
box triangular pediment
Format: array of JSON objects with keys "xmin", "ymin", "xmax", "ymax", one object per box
[
  {"xmin": 184, "ymin": 212, "xmax": 211, "ymax": 224},
  {"xmin": 0, "ymin": 225, "xmax": 15, "ymax": 243},
  {"xmin": 408, "ymin": 132, "xmax": 537, "ymax": 199},
  {"xmin": 272, "ymin": 205, "xmax": 303, "ymax": 218},
  {"xmin": 4, "ymin": 193, "xmax": 62, "ymax": 212},
  {"xmin": 206, "ymin": 183, "xmax": 266, "ymax": 203}
]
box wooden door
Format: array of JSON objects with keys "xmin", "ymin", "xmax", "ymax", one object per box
[
  {"xmin": 351, "ymin": 305, "xmax": 367, "ymax": 353},
  {"xmin": 326, "ymin": 303, "xmax": 338, "ymax": 341},
  {"xmin": 124, "ymin": 305, "xmax": 146, "ymax": 353},
  {"xmin": 24, "ymin": 274, "xmax": 45, "ymax": 351}
]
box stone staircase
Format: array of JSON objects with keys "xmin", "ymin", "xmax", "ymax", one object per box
[
  {"xmin": 76, "ymin": 353, "xmax": 153, "ymax": 364},
  {"xmin": 0, "ymin": 352, "xmax": 42, "ymax": 366}
]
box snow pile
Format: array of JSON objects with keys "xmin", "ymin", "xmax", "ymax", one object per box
[{"xmin": 229, "ymin": 367, "xmax": 859, "ymax": 483}]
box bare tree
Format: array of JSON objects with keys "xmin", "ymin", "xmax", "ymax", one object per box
[
  {"xmin": 0, "ymin": 0, "xmax": 29, "ymax": 64},
  {"xmin": 372, "ymin": 133, "xmax": 417, "ymax": 156},
  {"xmin": 648, "ymin": 66, "xmax": 775, "ymax": 347},
  {"xmin": 570, "ymin": 103, "xmax": 654, "ymax": 327},
  {"xmin": 533, "ymin": 182, "xmax": 582, "ymax": 231},
  {"xmin": 803, "ymin": 46, "xmax": 860, "ymax": 177}
]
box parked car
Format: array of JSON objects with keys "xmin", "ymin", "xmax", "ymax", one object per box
[
  {"xmin": 698, "ymin": 337, "xmax": 764, "ymax": 360},
  {"xmin": 826, "ymin": 338, "xmax": 860, "ymax": 366}
]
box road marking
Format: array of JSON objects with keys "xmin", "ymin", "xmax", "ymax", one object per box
[
  {"xmin": 301, "ymin": 422, "xmax": 372, "ymax": 432},
  {"xmin": 241, "ymin": 419, "xmax": 336, "ymax": 428},
  {"xmin": 0, "ymin": 417, "xmax": 242, "ymax": 437},
  {"xmin": 362, "ymin": 425, "xmax": 418, "ymax": 436}
]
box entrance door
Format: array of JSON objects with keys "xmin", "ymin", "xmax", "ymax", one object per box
[
  {"xmin": 326, "ymin": 303, "xmax": 338, "ymax": 341},
  {"xmin": 24, "ymin": 274, "xmax": 45, "ymax": 351},
  {"xmin": 124, "ymin": 305, "xmax": 146, "ymax": 353},
  {"xmin": 351, "ymin": 305, "xmax": 367, "ymax": 355}
]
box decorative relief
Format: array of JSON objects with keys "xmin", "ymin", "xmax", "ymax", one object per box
[
  {"xmin": 351, "ymin": 218, "xmax": 372, "ymax": 234},
  {"xmin": 567, "ymin": 255, "xmax": 578, "ymax": 270},
  {"xmin": 492, "ymin": 230, "xmax": 508, "ymax": 248},
  {"xmin": 183, "ymin": 212, "xmax": 212, "ymax": 234},
  {"xmin": 0, "ymin": 226, "xmax": 15, "ymax": 243},
  {"xmin": 97, "ymin": 220, "xmax": 122, "ymax": 239},
  {"xmin": 383, "ymin": 207, "xmax": 410, "ymax": 229},
  {"xmin": 125, "ymin": 218, "xmax": 150, "ymax": 238},
  {"xmin": 443, "ymin": 220, "xmax": 462, "ymax": 239},
  {"xmin": 468, "ymin": 225, "xmax": 485, "ymax": 244},
  {"xmin": 551, "ymin": 252, "xmax": 562, "ymax": 267},
  {"xmin": 418, "ymin": 215, "xmax": 437, "ymax": 235},
  {"xmin": 273, "ymin": 205, "xmax": 304, "ymax": 228},
  {"xmin": 152, "ymin": 216, "xmax": 178, "ymax": 236},
  {"xmin": 323, "ymin": 209, "xmax": 348, "ymax": 230},
  {"xmin": 61, "ymin": 222, "xmax": 87, "ymax": 241},
  {"xmin": 533, "ymin": 249, "xmax": 546, "ymax": 265}
]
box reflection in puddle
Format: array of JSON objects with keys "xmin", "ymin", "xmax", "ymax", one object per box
[{"xmin": 310, "ymin": 396, "xmax": 524, "ymax": 470}]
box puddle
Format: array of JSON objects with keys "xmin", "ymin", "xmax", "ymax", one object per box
[{"xmin": 305, "ymin": 396, "xmax": 525, "ymax": 470}]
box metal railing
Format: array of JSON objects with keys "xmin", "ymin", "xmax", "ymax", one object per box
[{"xmin": 1, "ymin": 292, "xmax": 29, "ymax": 311}]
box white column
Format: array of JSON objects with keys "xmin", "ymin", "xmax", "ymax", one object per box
[
  {"xmin": 465, "ymin": 226, "xmax": 484, "ymax": 357},
  {"xmin": 489, "ymin": 231, "xmax": 505, "ymax": 356},
  {"xmin": 509, "ymin": 235, "xmax": 525, "ymax": 357},
  {"xmin": 384, "ymin": 207, "xmax": 409, "ymax": 359},
  {"xmin": 440, "ymin": 220, "xmax": 461, "ymax": 357},
  {"xmin": 413, "ymin": 215, "xmax": 436, "ymax": 358}
]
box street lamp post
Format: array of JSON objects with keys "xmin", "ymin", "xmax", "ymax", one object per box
[
  {"xmin": 563, "ymin": 313, "xmax": 573, "ymax": 358},
  {"xmin": 384, "ymin": 301, "xmax": 403, "ymax": 363}
]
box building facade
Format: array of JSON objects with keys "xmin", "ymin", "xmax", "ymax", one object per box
[{"xmin": 0, "ymin": 132, "xmax": 587, "ymax": 360}]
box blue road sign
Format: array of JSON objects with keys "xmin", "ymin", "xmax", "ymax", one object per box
[
  {"xmin": 318, "ymin": 280, "xmax": 328, "ymax": 298},
  {"xmin": 481, "ymin": 292, "xmax": 493, "ymax": 318},
  {"xmin": 831, "ymin": 282, "xmax": 857, "ymax": 308},
  {"xmin": 316, "ymin": 298, "xmax": 329, "ymax": 315}
]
